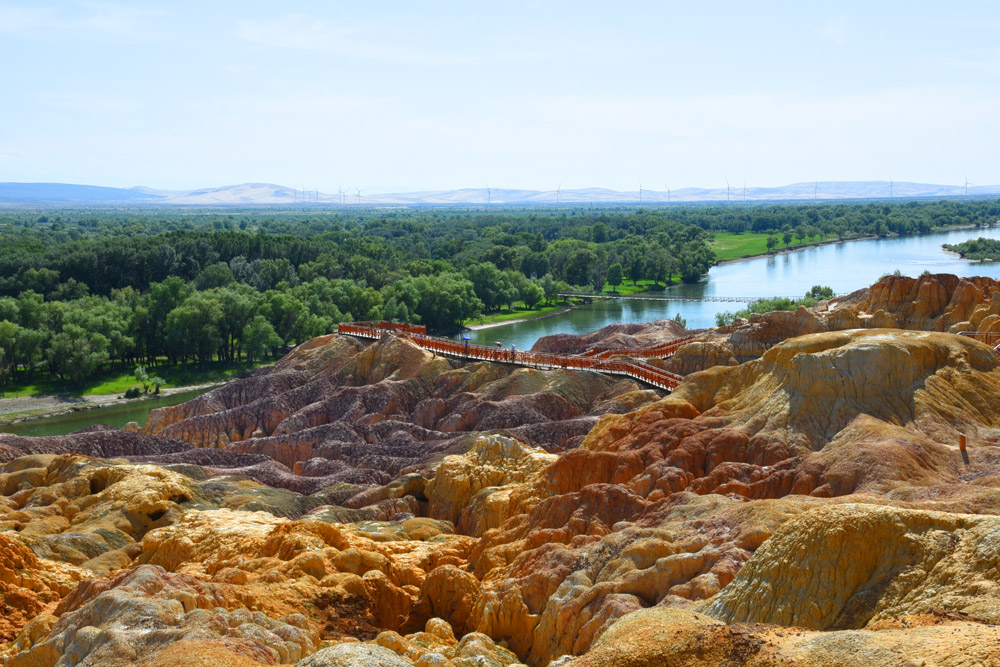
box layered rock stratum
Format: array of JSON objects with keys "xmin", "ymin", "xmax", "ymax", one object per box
[{"xmin": 3, "ymin": 273, "xmax": 1000, "ymax": 666}]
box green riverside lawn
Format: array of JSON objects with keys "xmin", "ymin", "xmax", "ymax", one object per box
[
  {"xmin": 466, "ymin": 280, "xmax": 679, "ymax": 327},
  {"xmin": 466, "ymin": 301, "xmax": 572, "ymax": 327},
  {"xmin": 2, "ymin": 360, "xmax": 271, "ymax": 399},
  {"xmin": 709, "ymin": 232, "xmax": 840, "ymax": 262}
]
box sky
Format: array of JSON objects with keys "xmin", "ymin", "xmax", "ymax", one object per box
[{"xmin": 1, "ymin": 1, "xmax": 999, "ymax": 193}]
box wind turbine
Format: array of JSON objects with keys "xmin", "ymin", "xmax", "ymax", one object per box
[
  {"xmin": 743, "ymin": 180, "xmax": 747, "ymax": 203},
  {"xmin": 965, "ymin": 175, "xmax": 972, "ymax": 196},
  {"xmin": 725, "ymin": 179, "xmax": 731, "ymax": 203},
  {"xmin": 638, "ymin": 180, "xmax": 643, "ymax": 204},
  {"xmin": 355, "ymin": 187, "xmax": 362, "ymax": 205},
  {"xmin": 556, "ymin": 182, "xmax": 561, "ymax": 205},
  {"xmin": 486, "ymin": 182, "xmax": 492, "ymax": 206},
  {"xmin": 814, "ymin": 180, "xmax": 818, "ymax": 200},
  {"xmin": 337, "ymin": 184, "xmax": 345, "ymax": 205},
  {"xmin": 889, "ymin": 177, "xmax": 893, "ymax": 198},
  {"xmin": 664, "ymin": 185, "xmax": 670, "ymax": 203}
]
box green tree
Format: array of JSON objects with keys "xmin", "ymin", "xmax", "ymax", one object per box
[
  {"xmin": 540, "ymin": 273, "xmax": 558, "ymax": 305},
  {"xmin": 607, "ymin": 263, "xmax": 623, "ymax": 292},
  {"xmin": 242, "ymin": 315, "xmax": 282, "ymax": 363},
  {"xmin": 216, "ymin": 285, "xmax": 258, "ymax": 362},
  {"xmin": 566, "ymin": 248, "xmax": 598, "ymax": 287},
  {"xmin": 591, "ymin": 263, "xmax": 607, "ymax": 294},
  {"xmin": 17, "ymin": 291, "xmax": 44, "ymax": 330},
  {"xmin": 47, "ymin": 324, "xmax": 109, "ymax": 385},
  {"xmin": 134, "ymin": 365, "xmax": 151, "ymax": 393},
  {"xmin": 628, "ymin": 255, "xmax": 644, "ymax": 286},
  {"xmin": 262, "ymin": 291, "xmax": 307, "ymax": 346},
  {"xmin": 502, "ymin": 270, "xmax": 527, "ymax": 311},
  {"xmin": 383, "ymin": 274, "xmax": 481, "ymax": 332},
  {"xmin": 520, "ymin": 281, "xmax": 544, "ymax": 310},
  {"xmin": 645, "ymin": 247, "xmax": 669, "ymax": 285},
  {"xmin": 0, "ymin": 320, "xmax": 19, "ymax": 395},
  {"xmin": 464, "ymin": 262, "xmax": 508, "ymax": 313},
  {"xmin": 166, "ymin": 292, "xmax": 223, "ymax": 365},
  {"xmin": 146, "ymin": 278, "xmax": 193, "ymax": 364},
  {"xmin": 806, "ymin": 285, "xmax": 834, "ymax": 300},
  {"xmin": 519, "ymin": 252, "xmax": 549, "ymax": 279},
  {"xmin": 592, "ymin": 222, "xmax": 608, "ymax": 243},
  {"xmin": 62, "ymin": 297, "xmax": 135, "ymax": 369},
  {"xmin": 13, "ymin": 327, "xmax": 45, "ymax": 380},
  {"xmin": 195, "ymin": 263, "xmax": 236, "ymax": 290},
  {"xmin": 0, "ymin": 297, "xmax": 17, "ymax": 324}
]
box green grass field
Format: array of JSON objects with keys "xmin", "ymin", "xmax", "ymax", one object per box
[
  {"xmin": 2, "ymin": 360, "xmax": 271, "ymax": 399},
  {"xmin": 710, "ymin": 232, "xmax": 838, "ymax": 262},
  {"xmin": 599, "ymin": 279, "xmax": 665, "ymax": 295},
  {"xmin": 467, "ymin": 302, "xmax": 572, "ymax": 326}
]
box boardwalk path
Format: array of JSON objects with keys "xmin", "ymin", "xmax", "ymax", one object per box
[
  {"xmin": 338, "ymin": 321, "xmax": 691, "ymax": 392},
  {"xmin": 341, "ymin": 323, "xmax": 1000, "ymax": 393}
]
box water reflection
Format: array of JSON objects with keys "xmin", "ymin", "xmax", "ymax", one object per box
[
  {"xmin": 0, "ymin": 388, "xmax": 211, "ymax": 437},
  {"xmin": 460, "ymin": 226, "xmax": 1000, "ymax": 350}
]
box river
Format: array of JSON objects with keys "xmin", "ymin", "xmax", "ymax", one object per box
[
  {"xmin": 8, "ymin": 226, "xmax": 1000, "ymax": 437},
  {"xmin": 0, "ymin": 388, "xmax": 211, "ymax": 437},
  {"xmin": 459, "ymin": 226, "xmax": 1000, "ymax": 350}
]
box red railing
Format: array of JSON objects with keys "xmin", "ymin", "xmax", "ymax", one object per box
[
  {"xmin": 580, "ymin": 335, "xmax": 697, "ymax": 359},
  {"xmin": 338, "ymin": 322, "xmax": 687, "ymax": 391},
  {"xmin": 959, "ymin": 331, "xmax": 1000, "ymax": 358}
]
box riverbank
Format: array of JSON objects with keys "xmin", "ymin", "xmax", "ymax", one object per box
[
  {"xmin": 712, "ymin": 233, "xmax": 869, "ymax": 266},
  {"xmin": 713, "ymin": 223, "xmax": 993, "ymax": 267},
  {"xmin": 0, "ymin": 382, "xmax": 227, "ymax": 427},
  {"xmin": 465, "ymin": 305, "xmax": 576, "ymax": 330}
]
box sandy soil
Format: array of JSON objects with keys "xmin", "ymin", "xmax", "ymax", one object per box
[{"xmin": 465, "ymin": 306, "xmax": 576, "ymax": 331}]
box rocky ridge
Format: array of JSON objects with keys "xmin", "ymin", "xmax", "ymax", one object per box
[{"xmin": 667, "ymin": 272, "xmax": 1000, "ymax": 372}]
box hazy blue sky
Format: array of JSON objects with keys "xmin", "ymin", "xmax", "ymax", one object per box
[{"xmin": 1, "ymin": 1, "xmax": 998, "ymax": 192}]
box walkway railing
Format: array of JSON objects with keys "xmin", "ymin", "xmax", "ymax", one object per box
[
  {"xmin": 958, "ymin": 331, "xmax": 1000, "ymax": 357},
  {"xmin": 338, "ymin": 322, "xmax": 687, "ymax": 392},
  {"xmin": 580, "ymin": 335, "xmax": 697, "ymax": 359}
]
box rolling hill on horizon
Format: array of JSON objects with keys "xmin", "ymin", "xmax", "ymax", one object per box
[{"xmin": 1, "ymin": 180, "xmax": 999, "ymax": 207}]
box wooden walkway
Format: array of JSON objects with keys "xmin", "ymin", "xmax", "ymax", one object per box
[
  {"xmin": 339, "ymin": 322, "xmax": 1000, "ymax": 392},
  {"xmin": 338, "ymin": 321, "xmax": 688, "ymax": 392}
]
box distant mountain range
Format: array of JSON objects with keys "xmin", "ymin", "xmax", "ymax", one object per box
[{"xmin": 1, "ymin": 180, "xmax": 999, "ymax": 206}]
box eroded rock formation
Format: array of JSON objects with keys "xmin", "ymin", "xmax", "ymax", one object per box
[
  {"xmin": 4, "ymin": 277, "xmax": 1000, "ymax": 665},
  {"xmin": 674, "ymin": 273, "xmax": 1000, "ymax": 371}
]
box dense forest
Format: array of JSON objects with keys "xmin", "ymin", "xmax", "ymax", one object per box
[{"xmin": 0, "ymin": 197, "xmax": 996, "ymax": 391}]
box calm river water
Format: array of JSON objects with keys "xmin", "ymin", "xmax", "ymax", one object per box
[
  {"xmin": 0, "ymin": 388, "xmax": 211, "ymax": 437},
  {"xmin": 460, "ymin": 226, "xmax": 1000, "ymax": 350}
]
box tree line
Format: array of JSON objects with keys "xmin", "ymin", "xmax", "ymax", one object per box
[{"xmin": 0, "ymin": 198, "xmax": 995, "ymax": 390}]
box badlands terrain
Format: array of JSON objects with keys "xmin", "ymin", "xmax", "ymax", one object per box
[{"xmin": 3, "ymin": 273, "xmax": 1000, "ymax": 666}]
